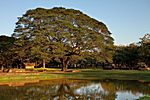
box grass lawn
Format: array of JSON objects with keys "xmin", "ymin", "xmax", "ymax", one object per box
[
  {"xmin": 0, "ymin": 69, "xmax": 150, "ymax": 84},
  {"xmin": 63, "ymin": 69, "xmax": 150, "ymax": 82}
]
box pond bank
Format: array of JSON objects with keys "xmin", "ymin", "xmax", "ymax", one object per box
[{"xmin": 0, "ymin": 69, "xmax": 150, "ymax": 86}]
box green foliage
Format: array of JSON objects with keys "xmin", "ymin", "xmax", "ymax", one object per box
[
  {"xmin": 0, "ymin": 35, "xmax": 15, "ymax": 68},
  {"xmin": 13, "ymin": 7, "xmax": 114, "ymax": 71},
  {"xmin": 139, "ymin": 34, "xmax": 150, "ymax": 66},
  {"xmin": 113, "ymin": 33, "xmax": 150, "ymax": 69},
  {"xmin": 137, "ymin": 95, "xmax": 150, "ymax": 100},
  {"xmin": 113, "ymin": 44, "xmax": 140, "ymax": 67}
]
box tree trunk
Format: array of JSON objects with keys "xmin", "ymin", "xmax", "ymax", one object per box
[
  {"xmin": 1, "ymin": 65, "xmax": 4, "ymax": 71},
  {"xmin": 43, "ymin": 59, "xmax": 45, "ymax": 68},
  {"xmin": 60, "ymin": 57, "xmax": 70, "ymax": 72}
]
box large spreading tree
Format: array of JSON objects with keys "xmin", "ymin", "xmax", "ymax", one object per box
[{"xmin": 13, "ymin": 7, "xmax": 114, "ymax": 71}]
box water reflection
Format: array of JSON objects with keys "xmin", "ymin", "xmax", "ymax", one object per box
[{"xmin": 0, "ymin": 79, "xmax": 149, "ymax": 100}]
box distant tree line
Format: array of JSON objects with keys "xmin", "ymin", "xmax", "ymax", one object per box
[
  {"xmin": 0, "ymin": 33, "xmax": 149, "ymax": 71},
  {"xmin": 112, "ymin": 34, "xmax": 150, "ymax": 70}
]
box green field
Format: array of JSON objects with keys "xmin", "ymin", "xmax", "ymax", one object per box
[
  {"xmin": 0, "ymin": 69, "xmax": 150, "ymax": 83},
  {"xmin": 62, "ymin": 69, "xmax": 150, "ymax": 83}
]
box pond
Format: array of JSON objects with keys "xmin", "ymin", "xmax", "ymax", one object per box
[{"xmin": 0, "ymin": 79, "xmax": 149, "ymax": 100}]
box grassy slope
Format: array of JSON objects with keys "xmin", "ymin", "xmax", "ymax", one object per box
[
  {"xmin": 0, "ymin": 69, "xmax": 150, "ymax": 83},
  {"xmin": 64, "ymin": 69, "xmax": 150, "ymax": 82}
]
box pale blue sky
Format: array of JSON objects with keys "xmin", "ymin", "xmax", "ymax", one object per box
[{"xmin": 0, "ymin": 0, "xmax": 150, "ymax": 45}]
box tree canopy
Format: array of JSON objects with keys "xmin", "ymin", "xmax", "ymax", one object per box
[
  {"xmin": 13, "ymin": 7, "xmax": 114, "ymax": 71},
  {"xmin": 139, "ymin": 34, "xmax": 150, "ymax": 66},
  {"xmin": 0, "ymin": 35, "xmax": 15, "ymax": 68},
  {"xmin": 113, "ymin": 33, "xmax": 150, "ymax": 69}
]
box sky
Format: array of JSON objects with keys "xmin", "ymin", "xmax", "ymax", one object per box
[{"xmin": 0, "ymin": 0, "xmax": 150, "ymax": 45}]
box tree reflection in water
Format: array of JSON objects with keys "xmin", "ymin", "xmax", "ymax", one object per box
[
  {"xmin": 0, "ymin": 79, "xmax": 149, "ymax": 100},
  {"xmin": 53, "ymin": 83, "xmax": 77, "ymax": 100}
]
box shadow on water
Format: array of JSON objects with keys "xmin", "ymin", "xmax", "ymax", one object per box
[{"xmin": 0, "ymin": 79, "xmax": 149, "ymax": 100}]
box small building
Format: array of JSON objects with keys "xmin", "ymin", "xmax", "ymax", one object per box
[{"xmin": 24, "ymin": 63, "xmax": 35, "ymax": 69}]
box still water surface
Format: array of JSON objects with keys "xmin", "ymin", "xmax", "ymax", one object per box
[{"xmin": 0, "ymin": 79, "xmax": 149, "ymax": 100}]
